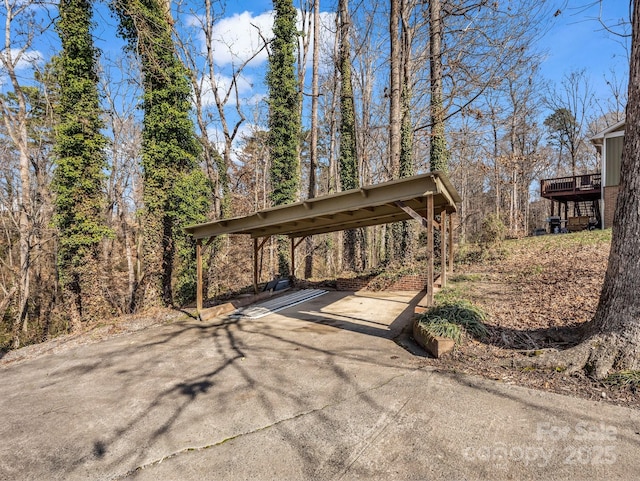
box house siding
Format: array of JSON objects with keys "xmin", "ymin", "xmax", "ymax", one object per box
[{"xmin": 605, "ymin": 136, "xmax": 623, "ymax": 186}]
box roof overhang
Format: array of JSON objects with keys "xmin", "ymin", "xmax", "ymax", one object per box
[
  {"xmin": 186, "ymin": 172, "xmax": 461, "ymax": 240},
  {"xmin": 590, "ymin": 119, "xmax": 626, "ymax": 149}
]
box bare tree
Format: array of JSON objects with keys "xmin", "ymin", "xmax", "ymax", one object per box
[
  {"xmin": 448, "ymin": 113, "xmax": 489, "ymax": 242},
  {"xmin": 0, "ymin": 0, "xmax": 51, "ymax": 346},
  {"xmin": 592, "ymin": 67, "xmax": 628, "ymax": 132},
  {"xmin": 176, "ymin": 0, "xmax": 267, "ymax": 221},
  {"xmin": 543, "ymin": 69, "xmax": 596, "ymax": 176},
  {"xmin": 305, "ymin": 0, "xmax": 321, "ymax": 278},
  {"xmin": 389, "ymin": 0, "xmax": 401, "ymax": 176},
  {"xmin": 100, "ymin": 52, "xmax": 143, "ymax": 313}
]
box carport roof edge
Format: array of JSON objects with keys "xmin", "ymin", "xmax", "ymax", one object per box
[{"xmin": 185, "ymin": 171, "xmax": 461, "ymax": 240}]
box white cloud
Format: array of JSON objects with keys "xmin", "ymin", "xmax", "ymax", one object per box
[
  {"xmin": 199, "ymin": 9, "xmax": 336, "ymax": 69},
  {"xmin": 206, "ymin": 121, "xmax": 260, "ymax": 165},
  {"xmin": 243, "ymin": 92, "xmax": 266, "ymax": 107},
  {"xmin": 0, "ymin": 49, "xmax": 44, "ymax": 71},
  {"xmin": 198, "ymin": 72, "xmax": 256, "ymax": 107},
  {"xmin": 210, "ymin": 11, "xmax": 273, "ymax": 68}
]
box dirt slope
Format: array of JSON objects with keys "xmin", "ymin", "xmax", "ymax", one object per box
[{"xmin": 422, "ymin": 230, "xmax": 638, "ymax": 409}]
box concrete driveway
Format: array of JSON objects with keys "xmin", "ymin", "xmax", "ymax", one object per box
[{"xmin": 1, "ymin": 290, "xmax": 639, "ymax": 481}]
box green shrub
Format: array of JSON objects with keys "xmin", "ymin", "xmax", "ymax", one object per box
[
  {"xmin": 418, "ymin": 300, "xmax": 488, "ymax": 344},
  {"xmin": 418, "ymin": 317, "xmax": 464, "ymax": 344}
]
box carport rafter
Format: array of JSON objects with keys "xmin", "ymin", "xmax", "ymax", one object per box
[{"xmin": 187, "ymin": 172, "xmax": 461, "ymax": 312}]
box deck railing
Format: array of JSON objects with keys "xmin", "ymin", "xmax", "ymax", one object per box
[{"xmin": 540, "ymin": 173, "xmax": 602, "ymax": 196}]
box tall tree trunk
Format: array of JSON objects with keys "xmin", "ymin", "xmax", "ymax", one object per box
[
  {"xmin": 1, "ymin": 49, "xmax": 34, "ymax": 347},
  {"xmin": 388, "ymin": 0, "xmax": 402, "ymax": 262},
  {"xmin": 397, "ymin": 0, "xmax": 415, "ymax": 262},
  {"xmin": 389, "ymin": 0, "xmax": 401, "ymax": 178},
  {"xmin": 17, "ymin": 149, "xmax": 31, "ymax": 343},
  {"xmin": 54, "ymin": 0, "xmax": 112, "ymax": 328},
  {"xmin": 548, "ymin": 0, "xmax": 640, "ymax": 379},
  {"xmin": 338, "ymin": 0, "xmax": 359, "ymax": 271},
  {"xmin": 267, "ymin": 0, "xmax": 300, "ymax": 277},
  {"xmin": 305, "ymin": 0, "xmax": 320, "ymax": 279},
  {"xmin": 429, "ymin": 0, "xmax": 449, "ymax": 172},
  {"xmin": 114, "ymin": 0, "xmax": 208, "ymax": 308},
  {"xmin": 490, "ymin": 106, "xmax": 501, "ymax": 217},
  {"xmin": 580, "ymin": 7, "xmax": 640, "ymax": 373}
]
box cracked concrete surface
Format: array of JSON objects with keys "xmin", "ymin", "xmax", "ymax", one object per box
[{"xmin": 1, "ymin": 290, "xmax": 639, "ymax": 481}]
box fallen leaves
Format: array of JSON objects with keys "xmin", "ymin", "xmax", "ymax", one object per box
[{"xmin": 424, "ymin": 231, "xmax": 639, "ymax": 409}]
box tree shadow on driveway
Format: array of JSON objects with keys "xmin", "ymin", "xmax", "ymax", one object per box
[{"xmin": 53, "ymin": 291, "xmax": 426, "ymax": 479}]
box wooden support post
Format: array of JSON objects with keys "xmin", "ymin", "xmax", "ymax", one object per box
[
  {"xmin": 448, "ymin": 212, "xmax": 454, "ymax": 274},
  {"xmin": 290, "ymin": 237, "xmax": 296, "ymax": 286},
  {"xmin": 196, "ymin": 239, "xmax": 203, "ymax": 312},
  {"xmin": 253, "ymin": 237, "xmax": 259, "ymax": 294},
  {"xmin": 426, "ymin": 194, "xmax": 434, "ymax": 306},
  {"xmin": 440, "ymin": 209, "xmax": 447, "ymax": 289}
]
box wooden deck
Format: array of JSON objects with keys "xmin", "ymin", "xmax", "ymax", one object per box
[{"xmin": 540, "ymin": 173, "xmax": 602, "ymax": 202}]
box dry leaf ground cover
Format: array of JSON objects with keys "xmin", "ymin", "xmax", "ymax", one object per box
[{"xmin": 421, "ymin": 229, "xmax": 639, "ymax": 409}]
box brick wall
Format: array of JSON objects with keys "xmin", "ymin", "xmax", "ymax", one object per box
[
  {"xmin": 336, "ymin": 274, "xmax": 428, "ymax": 292},
  {"xmin": 604, "ymin": 185, "xmax": 619, "ymax": 229}
]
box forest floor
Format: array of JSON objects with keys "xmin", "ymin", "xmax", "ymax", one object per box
[
  {"xmin": 1, "ymin": 229, "xmax": 637, "ymax": 410},
  {"xmin": 419, "ymin": 228, "xmax": 640, "ymax": 410}
]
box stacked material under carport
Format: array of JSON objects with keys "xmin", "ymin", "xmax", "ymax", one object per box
[{"xmin": 185, "ymin": 172, "xmax": 461, "ymax": 313}]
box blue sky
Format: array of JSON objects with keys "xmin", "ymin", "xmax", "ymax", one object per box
[
  {"xmin": 216, "ymin": 0, "xmax": 631, "ymax": 103},
  {"xmin": 537, "ymin": 1, "xmax": 630, "ymax": 101},
  {"xmin": 1, "ymin": 0, "xmax": 629, "ymax": 128}
]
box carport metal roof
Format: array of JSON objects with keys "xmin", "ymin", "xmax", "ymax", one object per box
[
  {"xmin": 187, "ymin": 171, "xmax": 461, "ymax": 314},
  {"xmin": 185, "ymin": 171, "xmax": 460, "ymax": 240}
]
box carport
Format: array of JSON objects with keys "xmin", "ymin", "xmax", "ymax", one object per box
[{"xmin": 186, "ymin": 172, "xmax": 461, "ymax": 312}]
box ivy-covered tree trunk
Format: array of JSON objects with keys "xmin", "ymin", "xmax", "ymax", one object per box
[
  {"xmin": 396, "ymin": 85, "xmax": 415, "ymax": 262},
  {"xmin": 53, "ymin": 0, "xmax": 112, "ymax": 328},
  {"xmin": 114, "ymin": 0, "xmax": 209, "ymax": 307},
  {"xmin": 429, "ymin": 0, "xmax": 449, "ymax": 172},
  {"xmin": 394, "ymin": 3, "xmax": 415, "ymax": 263},
  {"xmin": 337, "ymin": 0, "xmax": 364, "ymax": 271},
  {"xmin": 267, "ymin": 0, "xmax": 300, "ymax": 277},
  {"xmin": 337, "ymin": 0, "xmax": 359, "ymax": 271}
]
